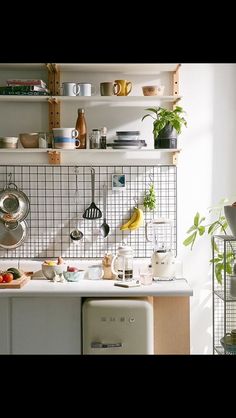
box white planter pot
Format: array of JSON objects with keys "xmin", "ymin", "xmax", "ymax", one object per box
[{"xmin": 224, "ymin": 206, "xmax": 236, "ymax": 236}]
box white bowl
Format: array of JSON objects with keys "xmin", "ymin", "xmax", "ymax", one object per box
[{"xmin": 41, "ymin": 263, "xmax": 67, "ymax": 280}]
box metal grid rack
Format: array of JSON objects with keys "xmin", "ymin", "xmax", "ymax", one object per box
[
  {"xmin": 0, "ymin": 164, "xmax": 177, "ymax": 259},
  {"xmin": 213, "ymin": 235, "xmax": 236, "ymax": 354}
]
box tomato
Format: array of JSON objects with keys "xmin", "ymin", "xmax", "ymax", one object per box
[
  {"xmin": 2, "ymin": 272, "xmax": 14, "ymax": 283},
  {"xmin": 0, "ymin": 275, "xmax": 4, "ymax": 283}
]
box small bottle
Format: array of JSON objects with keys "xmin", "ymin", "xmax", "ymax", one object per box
[
  {"xmin": 100, "ymin": 126, "xmax": 107, "ymax": 149},
  {"xmin": 75, "ymin": 108, "xmax": 87, "ymax": 149}
]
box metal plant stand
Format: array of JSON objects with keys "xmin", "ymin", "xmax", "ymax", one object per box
[{"xmin": 213, "ymin": 235, "xmax": 236, "ymax": 354}]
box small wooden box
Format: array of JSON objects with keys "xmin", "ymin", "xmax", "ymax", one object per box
[{"xmin": 48, "ymin": 151, "xmax": 61, "ymax": 165}]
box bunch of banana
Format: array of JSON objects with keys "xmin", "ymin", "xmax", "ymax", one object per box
[{"xmin": 120, "ymin": 207, "xmax": 144, "ymax": 231}]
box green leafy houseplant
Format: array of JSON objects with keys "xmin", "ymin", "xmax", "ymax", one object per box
[
  {"xmin": 141, "ymin": 106, "xmax": 187, "ymax": 148},
  {"xmin": 143, "ymin": 183, "xmax": 156, "ymax": 211},
  {"xmin": 183, "ymin": 200, "xmax": 235, "ymax": 284}
]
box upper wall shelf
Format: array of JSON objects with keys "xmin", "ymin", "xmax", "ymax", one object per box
[
  {"xmin": 0, "ymin": 63, "xmax": 180, "ymax": 74},
  {"xmin": 0, "ymin": 95, "xmax": 51, "ymax": 102},
  {"xmin": 56, "ymin": 95, "xmax": 181, "ymax": 102},
  {"xmin": 0, "ymin": 95, "xmax": 181, "ymax": 104}
]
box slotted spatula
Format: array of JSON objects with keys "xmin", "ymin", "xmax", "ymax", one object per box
[{"xmin": 83, "ymin": 168, "xmax": 102, "ymax": 220}]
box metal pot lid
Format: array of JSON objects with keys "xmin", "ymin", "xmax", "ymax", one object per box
[{"xmin": 0, "ymin": 220, "xmax": 28, "ymax": 249}]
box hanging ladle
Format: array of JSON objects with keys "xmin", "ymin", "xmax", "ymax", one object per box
[
  {"xmin": 70, "ymin": 167, "xmax": 84, "ymax": 241},
  {"xmin": 100, "ymin": 184, "xmax": 110, "ymax": 238}
]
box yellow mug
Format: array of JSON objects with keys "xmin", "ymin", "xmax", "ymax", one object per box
[{"xmin": 113, "ymin": 80, "xmax": 132, "ymax": 96}]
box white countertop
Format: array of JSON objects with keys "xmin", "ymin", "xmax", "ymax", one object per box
[
  {"xmin": 0, "ymin": 258, "xmax": 193, "ymax": 297},
  {"xmin": 0, "ymin": 278, "xmax": 193, "ymax": 297}
]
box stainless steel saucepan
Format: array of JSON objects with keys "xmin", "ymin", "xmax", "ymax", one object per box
[{"xmin": 0, "ymin": 182, "xmax": 30, "ymax": 224}]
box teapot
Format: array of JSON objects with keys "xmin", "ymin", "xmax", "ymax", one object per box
[{"xmin": 111, "ymin": 244, "xmax": 133, "ymax": 281}]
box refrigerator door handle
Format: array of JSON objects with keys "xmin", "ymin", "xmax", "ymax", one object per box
[{"xmin": 91, "ymin": 342, "xmax": 123, "ymax": 349}]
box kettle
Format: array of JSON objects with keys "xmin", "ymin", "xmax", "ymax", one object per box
[{"xmin": 111, "ymin": 244, "xmax": 133, "ymax": 281}]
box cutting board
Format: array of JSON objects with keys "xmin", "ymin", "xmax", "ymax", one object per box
[{"xmin": 0, "ymin": 272, "xmax": 31, "ymax": 289}]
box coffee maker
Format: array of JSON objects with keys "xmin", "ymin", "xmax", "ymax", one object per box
[{"xmin": 145, "ymin": 218, "xmax": 176, "ymax": 279}]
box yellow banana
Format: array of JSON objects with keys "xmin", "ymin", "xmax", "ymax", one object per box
[
  {"xmin": 120, "ymin": 208, "xmax": 138, "ymax": 230},
  {"xmin": 129, "ymin": 207, "xmax": 144, "ymax": 230}
]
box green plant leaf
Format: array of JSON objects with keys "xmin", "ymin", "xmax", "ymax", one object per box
[
  {"xmin": 145, "ymin": 107, "xmax": 159, "ymax": 114},
  {"xmin": 208, "ymin": 221, "xmax": 219, "ymax": 235},
  {"xmin": 183, "ymin": 232, "xmax": 196, "ymax": 247},
  {"xmin": 194, "ymin": 212, "xmax": 200, "ymax": 227},
  {"xmin": 141, "ymin": 114, "xmax": 155, "ymax": 122},
  {"xmin": 226, "ymin": 262, "xmax": 233, "ymax": 275},
  {"xmin": 198, "ymin": 226, "xmax": 205, "ymax": 236}
]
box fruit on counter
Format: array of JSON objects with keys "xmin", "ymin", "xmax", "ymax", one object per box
[
  {"xmin": 67, "ymin": 266, "xmax": 79, "ymax": 272},
  {"xmin": 43, "ymin": 260, "xmax": 57, "ymax": 266},
  {"xmin": 57, "ymin": 256, "xmax": 64, "ymax": 265},
  {"xmin": 2, "ymin": 272, "xmax": 14, "ymax": 283},
  {"xmin": 0, "ymin": 275, "xmax": 3, "ymax": 283},
  {"xmin": 7, "ymin": 267, "xmax": 22, "ymax": 279},
  {"xmin": 120, "ymin": 207, "xmax": 144, "ymax": 231}
]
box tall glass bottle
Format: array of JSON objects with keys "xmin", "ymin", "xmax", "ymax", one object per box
[{"xmin": 75, "ymin": 108, "xmax": 87, "ymax": 149}]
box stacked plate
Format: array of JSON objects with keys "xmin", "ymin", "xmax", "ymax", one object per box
[{"xmin": 108, "ymin": 131, "xmax": 147, "ymax": 149}]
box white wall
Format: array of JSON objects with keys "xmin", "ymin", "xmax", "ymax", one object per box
[{"xmin": 178, "ymin": 64, "xmax": 236, "ymax": 353}]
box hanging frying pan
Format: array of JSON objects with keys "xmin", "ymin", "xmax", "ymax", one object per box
[
  {"xmin": 0, "ymin": 220, "xmax": 28, "ymax": 249},
  {"xmin": 0, "ymin": 182, "xmax": 30, "ymax": 224}
]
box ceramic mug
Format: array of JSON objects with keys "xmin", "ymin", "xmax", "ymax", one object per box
[
  {"xmin": 62, "ymin": 82, "xmax": 80, "ymax": 96},
  {"xmin": 52, "ymin": 128, "xmax": 80, "ymax": 149},
  {"xmin": 100, "ymin": 82, "xmax": 114, "ymax": 96},
  {"xmin": 77, "ymin": 83, "xmax": 95, "ymax": 96},
  {"xmin": 113, "ymin": 80, "xmax": 132, "ymax": 96}
]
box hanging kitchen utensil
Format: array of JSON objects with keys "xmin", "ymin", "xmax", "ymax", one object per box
[
  {"xmin": 70, "ymin": 167, "xmax": 84, "ymax": 241},
  {"xmin": 0, "ymin": 219, "xmax": 28, "ymax": 249},
  {"xmin": 0, "ymin": 181, "xmax": 30, "ymax": 223},
  {"xmin": 100, "ymin": 184, "xmax": 110, "ymax": 238},
  {"xmin": 83, "ymin": 167, "xmax": 102, "ymax": 220}
]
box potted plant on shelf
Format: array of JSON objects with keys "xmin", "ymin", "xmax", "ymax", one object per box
[{"xmin": 141, "ymin": 106, "xmax": 187, "ymax": 149}]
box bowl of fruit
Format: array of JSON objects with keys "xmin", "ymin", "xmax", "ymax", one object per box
[
  {"xmin": 42, "ymin": 257, "xmax": 67, "ymax": 280},
  {"xmin": 63, "ymin": 266, "xmax": 85, "ymax": 282}
]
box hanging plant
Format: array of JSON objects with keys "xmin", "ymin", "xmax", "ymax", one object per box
[{"xmin": 143, "ymin": 183, "xmax": 156, "ymax": 211}]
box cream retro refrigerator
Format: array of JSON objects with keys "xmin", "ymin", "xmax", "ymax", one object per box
[{"xmin": 82, "ymin": 298, "xmax": 154, "ymax": 354}]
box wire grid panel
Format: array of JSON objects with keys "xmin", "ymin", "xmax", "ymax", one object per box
[
  {"xmin": 0, "ymin": 165, "xmax": 177, "ymax": 259},
  {"xmin": 213, "ymin": 236, "xmax": 236, "ymax": 354}
]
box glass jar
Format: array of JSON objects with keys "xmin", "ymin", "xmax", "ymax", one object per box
[{"xmin": 90, "ymin": 129, "xmax": 101, "ymax": 149}]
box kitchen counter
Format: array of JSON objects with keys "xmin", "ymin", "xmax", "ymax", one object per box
[
  {"xmin": 0, "ymin": 260, "xmax": 192, "ymax": 354},
  {"xmin": 0, "ymin": 277, "xmax": 193, "ymax": 297}
]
